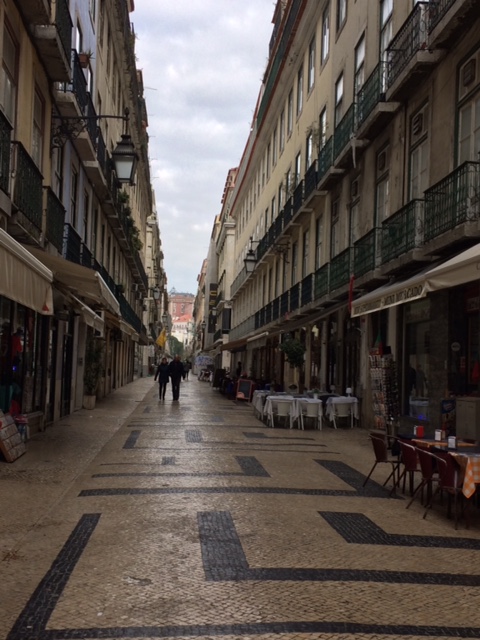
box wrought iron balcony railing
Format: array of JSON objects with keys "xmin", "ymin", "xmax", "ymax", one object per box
[
  {"xmin": 333, "ymin": 103, "xmax": 355, "ymax": 160},
  {"xmin": 45, "ymin": 188, "xmax": 66, "ymax": 253},
  {"xmin": 381, "ymin": 199, "xmax": 424, "ymax": 263},
  {"xmin": 293, "ymin": 180, "xmax": 304, "ymax": 214},
  {"xmin": 428, "ymin": 0, "xmax": 457, "ymax": 32},
  {"xmin": 301, "ymin": 274, "xmax": 313, "ymax": 306},
  {"xmin": 54, "ymin": 0, "xmax": 73, "ymax": 60},
  {"xmin": 329, "ymin": 248, "xmax": 351, "ymax": 291},
  {"xmin": 304, "ymin": 161, "xmax": 318, "ymax": 200},
  {"xmin": 356, "ymin": 62, "xmax": 387, "ymax": 127},
  {"xmin": 280, "ymin": 291, "xmax": 289, "ymax": 316},
  {"xmin": 63, "ymin": 223, "xmax": 82, "ymax": 264},
  {"xmin": 354, "ymin": 228, "xmax": 379, "ymax": 278},
  {"xmin": 314, "ymin": 264, "xmax": 329, "ymax": 300},
  {"xmin": 81, "ymin": 242, "xmax": 93, "ymax": 268},
  {"xmin": 424, "ymin": 161, "xmax": 480, "ymax": 242},
  {"xmin": 289, "ymin": 282, "xmax": 300, "ymax": 311},
  {"xmin": 11, "ymin": 142, "xmax": 43, "ymax": 230},
  {"xmin": 272, "ymin": 296, "xmax": 280, "ymax": 321},
  {"xmin": 318, "ymin": 136, "xmax": 333, "ymax": 181},
  {"xmin": 119, "ymin": 294, "xmax": 142, "ymax": 333},
  {"xmin": 0, "ymin": 111, "xmax": 12, "ymax": 194},
  {"xmin": 386, "ymin": 2, "xmax": 430, "ymax": 89}
]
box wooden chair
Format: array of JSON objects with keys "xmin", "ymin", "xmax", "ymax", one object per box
[
  {"xmin": 406, "ymin": 445, "xmax": 438, "ymax": 510},
  {"xmin": 395, "ymin": 440, "xmax": 422, "ymax": 497},
  {"xmin": 363, "ymin": 433, "xmax": 400, "ymax": 490},
  {"xmin": 422, "ymin": 450, "xmax": 469, "ymax": 529}
]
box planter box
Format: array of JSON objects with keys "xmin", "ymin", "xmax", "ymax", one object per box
[{"xmin": 83, "ymin": 395, "xmax": 96, "ymax": 410}]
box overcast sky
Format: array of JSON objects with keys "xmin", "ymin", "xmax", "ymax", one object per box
[{"xmin": 132, "ymin": 1, "xmax": 275, "ymax": 294}]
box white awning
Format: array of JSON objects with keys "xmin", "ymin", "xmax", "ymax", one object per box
[
  {"xmin": 0, "ymin": 230, "xmax": 53, "ymax": 315},
  {"xmin": 26, "ymin": 247, "xmax": 120, "ymax": 316},
  {"xmin": 70, "ymin": 294, "xmax": 105, "ymax": 335},
  {"xmin": 351, "ymin": 243, "xmax": 480, "ymax": 317}
]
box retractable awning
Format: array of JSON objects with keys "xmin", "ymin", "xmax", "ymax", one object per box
[
  {"xmin": 0, "ymin": 230, "xmax": 53, "ymax": 314},
  {"xmin": 220, "ymin": 337, "xmax": 247, "ymax": 352},
  {"xmin": 26, "ymin": 247, "xmax": 120, "ymax": 316},
  {"xmin": 69, "ymin": 293, "xmax": 105, "ymax": 335},
  {"xmin": 351, "ymin": 243, "xmax": 480, "ymax": 317}
]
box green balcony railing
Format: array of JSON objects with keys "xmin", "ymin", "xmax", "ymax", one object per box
[
  {"xmin": 304, "ymin": 160, "xmax": 318, "ymax": 200},
  {"xmin": 428, "ymin": 0, "xmax": 457, "ymax": 32},
  {"xmin": 301, "ymin": 274, "xmax": 313, "ymax": 306},
  {"xmin": 386, "ymin": 2, "xmax": 430, "ymax": 89},
  {"xmin": 0, "ymin": 111, "xmax": 12, "ymax": 194},
  {"xmin": 64, "ymin": 222, "xmax": 82, "ymax": 264},
  {"xmin": 333, "ymin": 103, "xmax": 355, "ymax": 160},
  {"xmin": 45, "ymin": 188, "xmax": 66, "ymax": 253},
  {"xmin": 330, "ymin": 248, "xmax": 351, "ymax": 291},
  {"xmin": 424, "ymin": 162, "xmax": 480, "ymax": 242},
  {"xmin": 12, "ymin": 142, "xmax": 43, "ymax": 230},
  {"xmin": 314, "ymin": 264, "xmax": 329, "ymax": 300},
  {"xmin": 356, "ymin": 62, "xmax": 386, "ymax": 127},
  {"xmin": 318, "ymin": 136, "xmax": 333, "ymax": 182},
  {"xmin": 381, "ymin": 199, "xmax": 424, "ymax": 263},
  {"xmin": 289, "ymin": 283, "xmax": 300, "ymax": 311},
  {"xmin": 354, "ymin": 228, "xmax": 379, "ymax": 277},
  {"xmin": 118, "ymin": 294, "xmax": 142, "ymax": 333}
]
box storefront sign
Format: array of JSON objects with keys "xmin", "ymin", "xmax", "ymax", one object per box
[{"xmin": 352, "ymin": 283, "xmax": 426, "ymax": 317}]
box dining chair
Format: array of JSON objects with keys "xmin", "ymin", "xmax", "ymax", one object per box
[
  {"xmin": 299, "ymin": 401, "xmax": 322, "ymax": 430},
  {"xmin": 395, "ymin": 440, "xmax": 422, "ymax": 497},
  {"xmin": 406, "ymin": 445, "xmax": 439, "ymax": 510},
  {"xmin": 271, "ymin": 400, "xmax": 293, "ymax": 429},
  {"xmin": 332, "ymin": 401, "xmax": 354, "ymax": 429},
  {"xmin": 363, "ymin": 433, "xmax": 400, "ymax": 490},
  {"xmin": 422, "ymin": 451, "xmax": 469, "ymax": 529}
]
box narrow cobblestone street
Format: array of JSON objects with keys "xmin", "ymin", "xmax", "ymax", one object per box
[{"xmin": 2, "ymin": 376, "xmax": 480, "ymax": 639}]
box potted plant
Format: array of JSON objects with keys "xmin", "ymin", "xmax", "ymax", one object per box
[
  {"xmin": 78, "ymin": 49, "xmax": 94, "ymax": 68},
  {"xmin": 83, "ymin": 334, "xmax": 104, "ymax": 410},
  {"xmin": 279, "ymin": 338, "xmax": 306, "ymax": 368},
  {"xmin": 312, "ymin": 388, "xmax": 321, "ymax": 399}
]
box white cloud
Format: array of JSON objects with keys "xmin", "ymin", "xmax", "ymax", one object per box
[{"xmin": 132, "ymin": 1, "xmax": 273, "ymax": 293}]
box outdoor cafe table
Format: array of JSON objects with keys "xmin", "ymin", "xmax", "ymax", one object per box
[
  {"xmin": 450, "ymin": 452, "xmax": 480, "ymax": 498},
  {"xmin": 293, "ymin": 397, "xmax": 323, "ymax": 430},
  {"xmin": 252, "ymin": 390, "xmax": 270, "ymax": 419},
  {"xmin": 263, "ymin": 395, "xmax": 296, "ymax": 428}
]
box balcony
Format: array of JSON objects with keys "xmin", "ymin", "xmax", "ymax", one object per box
[
  {"xmin": 9, "ymin": 142, "xmax": 43, "ymax": 244},
  {"xmin": 0, "ymin": 111, "xmax": 12, "ymax": 196},
  {"xmin": 81, "ymin": 243, "xmax": 93, "ymax": 269},
  {"xmin": 32, "ymin": 0, "xmax": 72, "ymax": 82},
  {"xmin": 333, "ymin": 104, "xmax": 362, "ymax": 168},
  {"xmin": 329, "ymin": 248, "xmax": 351, "ymax": 292},
  {"xmin": 428, "ymin": 0, "xmax": 478, "ymax": 49},
  {"xmin": 45, "ymin": 188, "xmax": 66, "ymax": 253},
  {"xmin": 283, "ymin": 198, "xmax": 293, "ymax": 227},
  {"xmin": 84, "ymin": 128, "xmax": 108, "ymax": 195},
  {"xmin": 381, "ymin": 200, "xmax": 425, "ymax": 270},
  {"xmin": 356, "ymin": 62, "xmax": 400, "ymax": 140},
  {"xmin": 289, "ymin": 283, "xmax": 300, "ymax": 312},
  {"xmin": 301, "ymin": 274, "xmax": 313, "ymax": 307},
  {"xmin": 272, "ymin": 297, "xmax": 280, "ymax": 322},
  {"xmin": 424, "ymin": 161, "xmax": 480, "ymax": 248},
  {"xmin": 292, "ymin": 180, "xmax": 304, "ymax": 216},
  {"xmin": 386, "ymin": 2, "xmax": 443, "ymax": 100},
  {"xmin": 64, "ymin": 223, "xmax": 82, "ymax": 264},
  {"xmin": 314, "ymin": 264, "xmax": 329, "ymax": 300},
  {"xmin": 354, "ymin": 228, "xmax": 380, "ymax": 279},
  {"xmin": 317, "ymin": 137, "xmax": 344, "ymax": 190},
  {"xmin": 17, "ymin": 0, "xmax": 51, "ymax": 24},
  {"xmin": 118, "ymin": 294, "xmax": 142, "ymax": 333},
  {"xmin": 303, "ymin": 161, "xmax": 322, "ymax": 204},
  {"xmin": 280, "ymin": 291, "xmax": 289, "ymax": 317}
]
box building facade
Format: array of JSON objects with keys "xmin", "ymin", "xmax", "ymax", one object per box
[
  {"xmin": 0, "ymin": 0, "xmax": 165, "ymax": 432},
  {"xmin": 210, "ymin": 0, "xmax": 479, "ymax": 428}
]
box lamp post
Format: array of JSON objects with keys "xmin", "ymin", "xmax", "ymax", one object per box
[{"xmin": 244, "ymin": 237, "xmax": 258, "ymax": 273}]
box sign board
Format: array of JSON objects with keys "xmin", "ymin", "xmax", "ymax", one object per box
[{"xmin": 236, "ymin": 378, "xmax": 254, "ymax": 402}]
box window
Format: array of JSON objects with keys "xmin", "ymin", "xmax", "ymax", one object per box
[
  {"xmin": 1, "ymin": 24, "xmax": 18, "ymax": 125},
  {"xmin": 291, "ymin": 241, "xmax": 298, "ymax": 285},
  {"xmin": 296, "ymin": 65, "xmax": 304, "ymax": 116},
  {"xmin": 32, "ymin": 88, "xmax": 44, "ymax": 168},
  {"xmin": 410, "ymin": 104, "xmax": 429, "ymax": 198},
  {"xmin": 71, "ymin": 167, "xmax": 78, "ymax": 228},
  {"xmin": 331, "ymin": 200, "xmax": 340, "ymax": 258},
  {"xmin": 319, "ymin": 107, "xmax": 327, "ymax": 149},
  {"xmin": 306, "ymin": 131, "xmax": 314, "ymax": 168},
  {"xmin": 458, "ymin": 94, "xmax": 480, "ymax": 164},
  {"xmin": 354, "ymin": 34, "xmax": 365, "ymax": 96},
  {"xmin": 279, "ymin": 110, "xmax": 285, "ymax": 151},
  {"xmin": 321, "ymin": 6, "xmax": 330, "ymax": 64},
  {"xmin": 315, "ymin": 215, "xmax": 323, "ymax": 268},
  {"xmin": 287, "ymin": 89, "xmax": 293, "ymax": 135},
  {"xmin": 380, "ymin": 0, "xmax": 393, "ymax": 60},
  {"xmin": 273, "ymin": 126, "xmax": 278, "ymax": 165},
  {"xmin": 308, "ymin": 37, "xmax": 316, "ymax": 92},
  {"xmin": 294, "ymin": 152, "xmax": 301, "ymax": 186},
  {"xmin": 335, "ymin": 73, "xmax": 344, "ymax": 125},
  {"xmin": 302, "ymin": 229, "xmax": 310, "ymax": 277},
  {"xmin": 336, "ymin": 0, "xmax": 347, "ymax": 32}
]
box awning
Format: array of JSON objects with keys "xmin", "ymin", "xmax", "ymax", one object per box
[
  {"xmin": 70, "ymin": 293, "xmax": 105, "ymax": 335},
  {"xmin": 220, "ymin": 337, "xmax": 247, "ymax": 352},
  {"xmin": 0, "ymin": 230, "xmax": 53, "ymax": 314},
  {"xmin": 246, "ymin": 331, "xmax": 269, "ymax": 347},
  {"xmin": 351, "ymin": 243, "xmax": 480, "ymax": 317},
  {"xmin": 26, "ymin": 247, "xmax": 120, "ymax": 316}
]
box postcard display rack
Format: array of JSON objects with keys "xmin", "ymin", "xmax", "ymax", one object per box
[
  {"xmin": 0, "ymin": 411, "xmax": 26, "ymax": 462},
  {"xmin": 369, "ymin": 351, "xmax": 400, "ymax": 432}
]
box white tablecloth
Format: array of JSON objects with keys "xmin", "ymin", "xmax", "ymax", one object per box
[
  {"xmin": 325, "ymin": 396, "xmax": 359, "ymax": 421},
  {"xmin": 252, "ymin": 391, "xmax": 270, "ymax": 417}
]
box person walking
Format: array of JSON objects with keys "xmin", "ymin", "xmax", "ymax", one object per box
[
  {"xmin": 154, "ymin": 357, "xmax": 170, "ymax": 400},
  {"xmin": 184, "ymin": 360, "xmax": 191, "ymax": 380},
  {"xmin": 168, "ymin": 355, "xmax": 185, "ymax": 401}
]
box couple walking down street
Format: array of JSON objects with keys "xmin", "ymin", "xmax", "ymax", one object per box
[{"xmin": 154, "ymin": 355, "xmax": 185, "ymax": 401}]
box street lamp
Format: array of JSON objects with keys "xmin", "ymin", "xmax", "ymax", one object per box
[
  {"xmin": 161, "ymin": 312, "xmax": 168, "ymax": 326},
  {"xmin": 111, "ymin": 133, "xmax": 138, "ymax": 184},
  {"xmin": 244, "ymin": 237, "xmax": 258, "ymax": 273},
  {"xmin": 152, "ymin": 286, "xmax": 161, "ymax": 300}
]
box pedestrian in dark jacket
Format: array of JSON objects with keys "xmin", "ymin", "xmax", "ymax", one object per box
[
  {"xmin": 168, "ymin": 355, "xmax": 185, "ymax": 401},
  {"xmin": 154, "ymin": 357, "xmax": 170, "ymax": 400}
]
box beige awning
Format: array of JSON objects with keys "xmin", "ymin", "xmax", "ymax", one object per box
[
  {"xmin": 26, "ymin": 247, "xmax": 120, "ymax": 316},
  {"xmin": 220, "ymin": 337, "xmax": 247, "ymax": 352},
  {"xmin": 351, "ymin": 243, "xmax": 480, "ymax": 317},
  {"xmin": 0, "ymin": 230, "xmax": 53, "ymax": 315},
  {"xmin": 70, "ymin": 293, "xmax": 105, "ymax": 335}
]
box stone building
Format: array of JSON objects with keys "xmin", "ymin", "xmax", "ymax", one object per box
[{"xmin": 213, "ymin": 0, "xmax": 479, "ymax": 429}]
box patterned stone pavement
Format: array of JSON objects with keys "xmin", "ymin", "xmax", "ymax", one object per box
[{"xmin": 2, "ymin": 376, "xmax": 480, "ymax": 639}]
